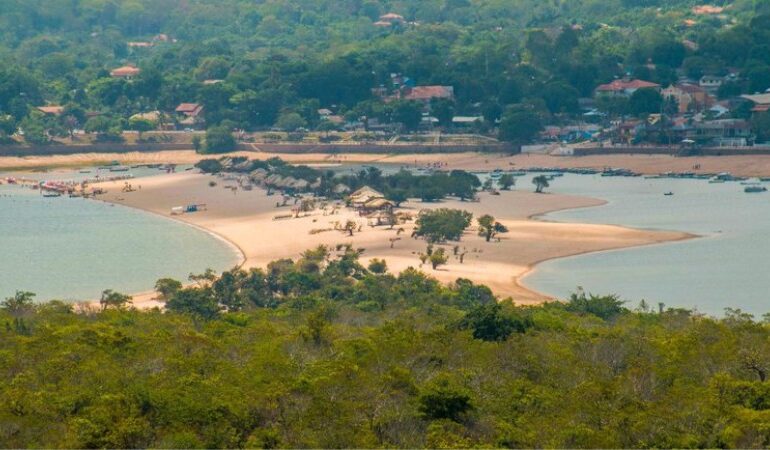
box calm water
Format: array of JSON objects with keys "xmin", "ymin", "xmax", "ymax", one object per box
[
  {"xmin": 0, "ymin": 168, "xmax": 239, "ymax": 302},
  {"xmin": 519, "ymin": 173, "xmax": 770, "ymax": 316}
]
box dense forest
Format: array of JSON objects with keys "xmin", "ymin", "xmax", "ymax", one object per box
[
  {"xmin": 3, "ymin": 247, "xmax": 770, "ymax": 448},
  {"xmin": 3, "ymin": 0, "xmax": 770, "ymax": 144}
]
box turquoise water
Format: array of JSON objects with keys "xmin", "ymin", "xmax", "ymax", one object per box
[
  {"xmin": 520, "ymin": 174, "xmax": 770, "ymax": 316},
  {"xmin": 0, "ymin": 172, "xmax": 240, "ymax": 302}
]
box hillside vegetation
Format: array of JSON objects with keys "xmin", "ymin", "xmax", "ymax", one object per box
[
  {"xmin": 2, "ymin": 1, "xmax": 770, "ymax": 144},
  {"xmin": 2, "ymin": 248, "xmax": 770, "ymax": 448}
]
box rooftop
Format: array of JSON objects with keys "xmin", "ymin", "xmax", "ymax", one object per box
[
  {"xmin": 596, "ymin": 79, "xmax": 660, "ymax": 92},
  {"xmin": 403, "ymin": 85, "xmax": 454, "ymax": 100},
  {"xmin": 110, "ymin": 65, "xmax": 141, "ymax": 77}
]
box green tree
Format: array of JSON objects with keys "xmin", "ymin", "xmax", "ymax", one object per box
[
  {"xmin": 429, "ymin": 247, "xmax": 449, "ymax": 270},
  {"xmin": 477, "ymin": 214, "xmax": 508, "ymax": 242},
  {"xmin": 154, "ymin": 278, "xmax": 183, "ymax": 301},
  {"xmin": 414, "ymin": 208, "xmax": 473, "ymax": 243},
  {"xmin": 459, "ymin": 303, "xmax": 531, "ymax": 341},
  {"xmin": 128, "ymin": 117, "xmax": 155, "ymax": 139},
  {"xmin": 499, "ymin": 104, "xmax": 543, "ymax": 144},
  {"xmin": 418, "ymin": 377, "xmax": 473, "ymax": 422},
  {"xmin": 391, "ymin": 100, "xmax": 423, "ymax": 131},
  {"xmin": 203, "ymin": 126, "xmax": 236, "ymax": 154},
  {"xmin": 367, "ymin": 258, "xmax": 388, "ymax": 274},
  {"xmin": 629, "ymin": 88, "xmax": 663, "ymax": 116},
  {"xmin": 275, "ymin": 112, "xmax": 307, "ymax": 132},
  {"xmin": 99, "ymin": 289, "xmax": 132, "ymax": 311},
  {"xmin": 498, "ymin": 173, "xmax": 515, "ymax": 190},
  {"xmin": 165, "ymin": 287, "xmax": 221, "ymax": 319},
  {"xmin": 532, "ymin": 175, "xmax": 550, "ymax": 193}
]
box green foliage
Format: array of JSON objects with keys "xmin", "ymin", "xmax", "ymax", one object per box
[
  {"xmin": 99, "ymin": 289, "xmax": 132, "ymax": 311},
  {"xmin": 418, "ymin": 377, "xmax": 473, "ymax": 422},
  {"xmin": 499, "ymin": 104, "xmax": 543, "ymax": 144},
  {"xmin": 477, "ymin": 214, "xmax": 508, "ymax": 242},
  {"xmin": 194, "ymin": 158, "xmax": 224, "ymax": 174},
  {"xmin": 414, "ymin": 208, "xmax": 473, "ymax": 243},
  {"xmin": 4, "ymin": 247, "xmax": 770, "ymax": 447},
  {"xmin": 203, "ymin": 126, "xmax": 236, "ymax": 154},
  {"xmin": 565, "ymin": 291, "xmax": 626, "ymax": 320},
  {"xmin": 497, "ymin": 173, "xmax": 515, "ymax": 190},
  {"xmin": 532, "ymin": 175, "xmax": 550, "ymax": 193},
  {"xmin": 459, "ymin": 302, "xmax": 532, "ymax": 341}
]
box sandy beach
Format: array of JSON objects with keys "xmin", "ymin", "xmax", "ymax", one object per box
[
  {"xmin": 7, "ymin": 149, "xmax": 770, "ymax": 178},
  {"xmin": 93, "ymin": 171, "xmax": 692, "ymax": 307}
]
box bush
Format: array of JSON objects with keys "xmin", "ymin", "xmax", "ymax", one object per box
[
  {"xmin": 203, "ymin": 126, "xmax": 236, "ymax": 153},
  {"xmin": 414, "ymin": 209, "xmax": 473, "ymax": 243}
]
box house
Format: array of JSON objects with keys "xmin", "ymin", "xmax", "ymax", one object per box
[
  {"xmin": 662, "ymin": 84, "xmax": 713, "ymax": 113},
  {"xmin": 110, "ymin": 65, "xmax": 141, "ymax": 80},
  {"xmin": 699, "ymin": 75, "xmax": 724, "ymax": 93},
  {"xmin": 175, "ymin": 103, "xmax": 205, "ymax": 129},
  {"xmin": 741, "ymin": 93, "xmax": 770, "ymax": 113},
  {"xmin": 402, "ymin": 86, "xmax": 454, "ymax": 103},
  {"xmin": 687, "ymin": 119, "xmax": 752, "ymax": 146},
  {"xmin": 36, "ymin": 106, "xmax": 64, "ymax": 116},
  {"xmin": 379, "ymin": 13, "xmax": 404, "ymax": 22},
  {"xmin": 349, "ymin": 186, "xmax": 385, "ymax": 206},
  {"xmin": 595, "ymin": 79, "xmax": 660, "ymax": 98},
  {"xmin": 451, "ymin": 116, "xmax": 483, "ymax": 127},
  {"xmin": 692, "ymin": 5, "xmax": 724, "ymax": 15}
]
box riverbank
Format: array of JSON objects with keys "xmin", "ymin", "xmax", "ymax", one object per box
[
  {"xmin": 92, "ymin": 171, "xmax": 691, "ymax": 307},
  {"xmin": 8, "ymin": 149, "xmax": 770, "ymax": 178}
]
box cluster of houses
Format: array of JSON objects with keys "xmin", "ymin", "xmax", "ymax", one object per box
[{"xmin": 568, "ymin": 73, "xmax": 768, "ymax": 147}]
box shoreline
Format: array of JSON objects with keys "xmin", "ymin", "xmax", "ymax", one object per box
[
  {"xmin": 9, "ymin": 150, "xmax": 770, "ymax": 178},
  {"xmin": 87, "ymin": 172, "xmax": 690, "ymax": 307}
]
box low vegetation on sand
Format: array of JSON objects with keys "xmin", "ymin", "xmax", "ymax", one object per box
[{"xmin": 2, "ymin": 248, "xmax": 770, "ymax": 448}]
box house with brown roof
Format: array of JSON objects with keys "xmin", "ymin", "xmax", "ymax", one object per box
[
  {"xmin": 741, "ymin": 93, "xmax": 770, "ymax": 114},
  {"xmin": 36, "ymin": 106, "xmax": 64, "ymax": 116},
  {"xmin": 175, "ymin": 103, "xmax": 205, "ymax": 129},
  {"xmin": 662, "ymin": 84, "xmax": 713, "ymax": 113},
  {"xmin": 595, "ymin": 79, "xmax": 660, "ymax": 98},
  {"xmin": 110, "ymin": 65, "xmax": 141, "ymax": 80},
  {"xmin": 402, "ymin": 86, "xmax": 454, "ymax": 103},
  {"xmin": 379, "ymin": 13, "xmax": 404, "ymax": 22}
]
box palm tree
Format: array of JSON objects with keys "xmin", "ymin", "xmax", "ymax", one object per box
[{"xmin": 532, "ymin": 175, "xmax": 550, "ymax": 193}]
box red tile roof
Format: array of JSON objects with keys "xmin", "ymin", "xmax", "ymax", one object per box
[
  {"xmin": 380, "ymin": 13, "xmax": 404, "ymax": 21},
  {"xmin": 403, "ymin": 86, "xmax": 454, "ymax": 100},
  {"xmin": 175, "ymin": 103, "xmax": 204, "ymax": 116},
  {"xmin": 596, "ymin": 79, "xmax": 660, "ymax": 92},
  {"xmin": 110, "ymin": 65, "xmax": 141, "ymax": 77},
  {"xmin": 36, "ymin": 106, "xmax": 64, "ymax": 115}
]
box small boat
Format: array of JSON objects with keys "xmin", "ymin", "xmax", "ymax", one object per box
[
  {"xmin": 760, "ymin": 177, "xmax": 770, "ymax": 182},
  {"xmin": 663, "ymin": 192, "xmax": 674, "ymax": 196},
  {"xmin": 79, "ymin": 170, "xmax": 92, "ymax": 174},
  {"xmin": 489, "ymin": 169, "xmax": 503, "ymax": 179},
  {"xmin": 42, "ymin": 192, "xmax": 62, "ymax": 198},
  {"xmin": 744, "ymin": 185, "xmax": 767, "ymax": 193},
  {"xmin": 109, "ymin": 166, "xmax": 130, "ymax": 172}
]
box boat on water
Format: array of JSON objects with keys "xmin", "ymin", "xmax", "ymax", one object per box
[
  {"xmin": 489, "ymin": 169, "xmax": 503, "ymax": 179},
  {"xmin": 42, "ymin": 192, "xmax": 62, "ymax": 198},
  {"xmin": 109, "ymin": 166, "xmax": 130, "ymax": 172},
  {"xmin": 744, "ymin": 185, "xmax": 767, "ymax": 193},
  {"xmin": 760, "ymin": 177, "xmax": 770, "ymax": 182},
  {"xmin": 664, "ymin": 192, "xmax": 674, "ymax": 196}
]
